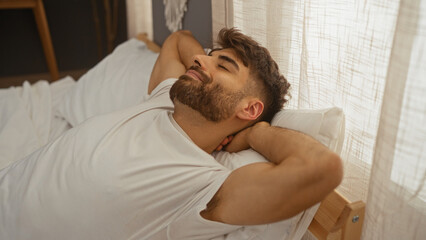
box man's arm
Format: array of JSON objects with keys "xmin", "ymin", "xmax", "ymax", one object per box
[
  {"xmin": 201, "ymin": 122, "xmax": 343, "ymax": 225},
  {"xmin": 148, "ymin": 30, "xmax": 205, "ymax": 94}
]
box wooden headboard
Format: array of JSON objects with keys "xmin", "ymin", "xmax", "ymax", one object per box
[
  {"xmin": 309, "ymin": 191, "xmax": 365, "ymax": 240},
  {"xmin": 135, "ymin": 33, "xmax": 366, "ymax": 240}
]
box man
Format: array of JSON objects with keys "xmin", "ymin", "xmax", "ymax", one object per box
[{"xmin": 0, "ymin": 28, "xmax": 342, "ymax": 239}]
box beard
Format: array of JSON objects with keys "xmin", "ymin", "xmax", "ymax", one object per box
[{"xmin": 170, "ymin": 67, "xmax": 246, "ymax": 122}]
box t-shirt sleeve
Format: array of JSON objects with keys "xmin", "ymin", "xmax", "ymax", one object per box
[
  {"xmin": 166, "ymin": 173, "xmax": 244, "ymax": 240},
  {"xmin": 147, "ymin": 78, "xmax": 177, "ymax": 101},
  {"xmin": 166, "ymin": 154, "xmax": 310, "ymax": 240},
  {"xmin": 211, "ymin": 151, "xmax": 315, "ymax": 240},
  {"xmin": 166, "ymin": 171, "xmax": 287, "ymax": 240}
]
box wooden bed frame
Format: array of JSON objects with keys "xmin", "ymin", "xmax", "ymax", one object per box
[
  {"xmin": 308, "ymin": 191, "xmax": 365, "ymax": 240},
  {"xmin": 136, "ymin": 33, "xmax": 365, "ymax": 240}
]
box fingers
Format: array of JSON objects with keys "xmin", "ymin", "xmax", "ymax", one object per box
[
  {"xmin": 223, "ymin": 128, "xmax": 251, "ymax": 153},
  {"xmin": 215, "ymin": 136, "xmax": 234, "ymax": 152},
  {"xmin": 221, "ymin": 136, "xmax": 233, "ymax": 146}
]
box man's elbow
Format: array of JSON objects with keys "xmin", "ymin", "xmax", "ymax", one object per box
[
  {"xmin": 323, "ymin": 152, "xmax": 344, "ymax": 189},
  {"xmin": 176, "ymin": 30, "xmax": 192, "ymax": 35},
  {"xmin": 169, "ymin": 30, "xmax": 193, "ymax": 40},
  {"xmin": 163, "ymin": 30, "xmax": 193, "ymax": 46}
]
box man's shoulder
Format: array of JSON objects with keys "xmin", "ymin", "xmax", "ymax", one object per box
[{"xmin": 146, "ymin": 78, "xmax": 177, "ymax": 102}]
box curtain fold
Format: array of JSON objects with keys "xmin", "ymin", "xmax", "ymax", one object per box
[{"xmin": 212, "ymin": 0, "xmax": 426, "ymax": 239}]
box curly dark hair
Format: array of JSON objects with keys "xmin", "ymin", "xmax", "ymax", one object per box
[{"xmin": 216, "ymin": 28, "xmax": 291, "ymax": 123}]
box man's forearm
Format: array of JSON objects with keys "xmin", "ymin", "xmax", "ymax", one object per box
[
  {"xmin": 247, "ymin": 123, "xmax": 344, "ymax": 206},
  {"xmin": 174, "ymin": 31, "xmax": 206, "ymax": 69},
  {"xmin": 209, "ymin": 123, "xmax": 343, "ymax": 225},
  {"xmin": 148, "ymin": 30, "xmax": 205, "ymax": 93},
  {"xmin": 247, "ymin": 123, "xmax": 340, "ymax": 166}
]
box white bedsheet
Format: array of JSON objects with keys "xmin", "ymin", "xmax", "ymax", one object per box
[{"xmin": 0, "ymin": 77, "xmax": 75, "ymax": 170}]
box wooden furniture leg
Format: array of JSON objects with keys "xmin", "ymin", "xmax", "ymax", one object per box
[
  {"xmin": 33, "ymin": 0, "xmax": 59, "ymax": 80},
  {"xmin": 0, "ymin": 0, "xmax": 59, "ymax": 81}
]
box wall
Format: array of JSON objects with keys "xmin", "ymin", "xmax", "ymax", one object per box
[
  {"xmin": 0, "ymin": 0, "xmax": 127, "ymax": 77},
  {"xmin": 152, "ymin": 0, "xmax": 212, "ymax": 48}
]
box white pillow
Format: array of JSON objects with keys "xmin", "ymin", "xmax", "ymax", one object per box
[
  {"xmin": 56, "ymin": 39, "xmax": 159, "ymax": 126},
  {"xmin": 272, "ymin": 107, "xmax": 345, "ymax": 153},
  {"xmin": 215, "ymin": 107, "xmax": 345, "ymax": 168},
  {"xmin": 214, "ymin": 107, "xmax": 345, "ymax": 240}
]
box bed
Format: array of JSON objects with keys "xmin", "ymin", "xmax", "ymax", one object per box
[{"xmin": 0, "ymin": 34, "xmax": 364, "ymax": 240}]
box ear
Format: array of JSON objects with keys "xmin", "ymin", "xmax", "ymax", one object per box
[{"xmin": 236, "ymin": 99, "xmax": 264, "ymax": 121}]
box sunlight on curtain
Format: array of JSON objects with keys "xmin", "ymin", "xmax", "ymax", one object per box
[{"xmin": 213, "ymin": 0, "xmax": 425, "ymax": 239}]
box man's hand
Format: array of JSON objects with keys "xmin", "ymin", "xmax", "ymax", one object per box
[
  {"xmin": 222, "ymin": 122, "xmax": 270, "ymax": 153},
  {"xmin": 214, "ymin": 136, "xmax": 233, "ymax": 152}
]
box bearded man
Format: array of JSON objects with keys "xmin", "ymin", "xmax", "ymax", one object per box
[{"xmin": 0, "ymin": 28, "xmax": 342, "ymax": 239}]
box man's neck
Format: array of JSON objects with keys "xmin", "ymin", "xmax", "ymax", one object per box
[{"xmin": 172, "ymin": 103, "xmax": 238, "ymax": 154}]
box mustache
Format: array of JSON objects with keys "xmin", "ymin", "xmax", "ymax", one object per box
[{"xmin": 187, "ymin": 65, "xmax": 212, "ymax": 84}]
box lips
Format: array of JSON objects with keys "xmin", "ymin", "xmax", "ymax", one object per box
[{"xmin": 186, "ymin": 69, "xmax": 203, "ymax": 82}]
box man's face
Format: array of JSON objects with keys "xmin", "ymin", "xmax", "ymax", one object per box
[{"xmin": 170, "ymin": 49, "xmax": 251, "ymax": 122}]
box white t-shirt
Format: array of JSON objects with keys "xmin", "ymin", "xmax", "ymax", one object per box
[{"xmin": 0, "ymin": 79, "xmax": 241, "ymax": 239}]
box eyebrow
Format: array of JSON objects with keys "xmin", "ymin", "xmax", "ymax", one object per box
[
  {"xmin": 219, "ymin": 55, "xmax": 239, "ymax": 71},
  {"xmin": 209, "ymin": 48, "xmax": 240, "ymax": 72}
]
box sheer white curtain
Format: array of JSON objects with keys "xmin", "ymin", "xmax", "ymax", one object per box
[
  {"xmin": 212, "ymin": 0, "xmax": 425, "ymax": 239},
  {"xmin": 126, "ymin": 0, "xmax": 153, "ymax": 39},
  {"xmin": 126, "ymin": 0, "xmax": 188, "ymax": 39}
]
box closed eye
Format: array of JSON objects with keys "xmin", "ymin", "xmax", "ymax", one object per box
[{"xmin": 219, "ymin": 65, "xmax": 229, "ymax": 71}]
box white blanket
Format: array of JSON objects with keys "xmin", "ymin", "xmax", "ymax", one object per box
[
  {"xmin": 0, "ymin": 77, "xmax": 74, "ymax": 170},
  {"xmin": 0, "ymin": 81, "xmax": 51, "ymax": 170}
]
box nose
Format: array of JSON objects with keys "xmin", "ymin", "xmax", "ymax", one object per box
[{"xmin": 192, "ymin": 54, "xmax": 212, "ymax": 71}]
